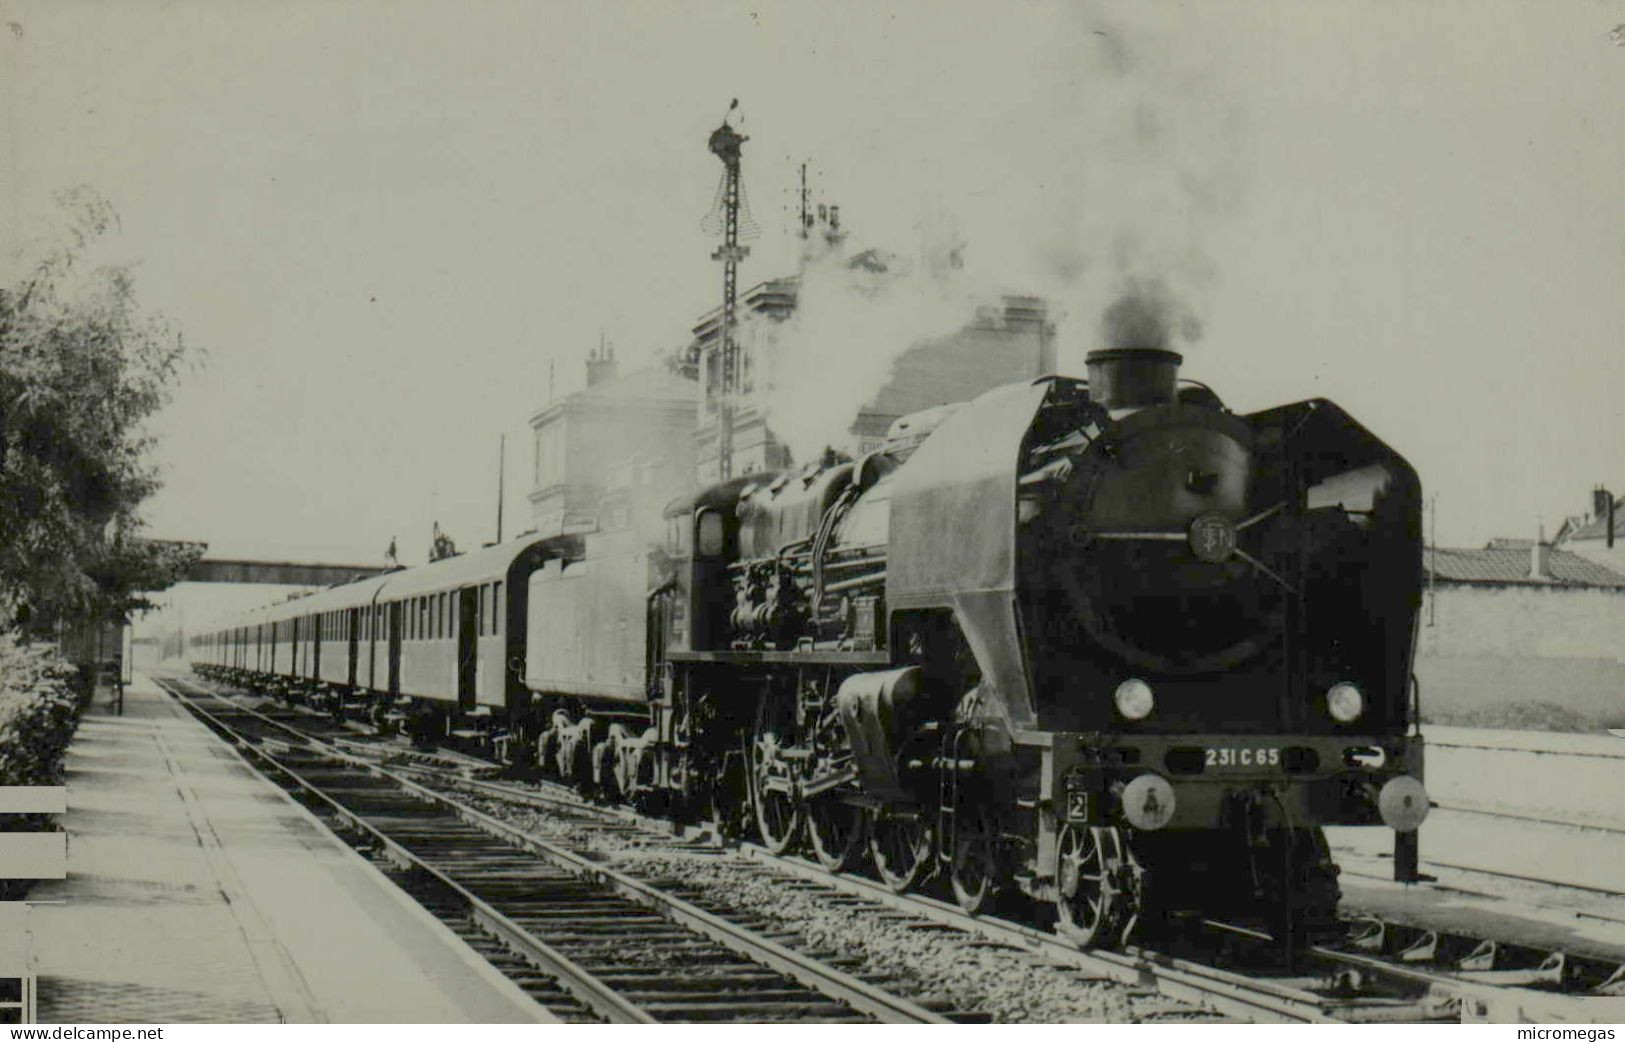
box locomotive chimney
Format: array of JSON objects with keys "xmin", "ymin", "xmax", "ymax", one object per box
[{"xmin": 1085, "ymin": 348, "xmax": 1183, "ymax": 411}]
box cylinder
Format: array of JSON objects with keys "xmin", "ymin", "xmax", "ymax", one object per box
[{"xmin": 1085, "ymin": 348, "xmax": 1183, "ymax": 410}]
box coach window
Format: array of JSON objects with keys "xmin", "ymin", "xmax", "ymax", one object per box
[
  {"xmin": 697, "ymin": 509, "xmax": 725, "ymax": 557},
  {"xmin": 493, "ymin": 582, "xmax": 503, "ymax": 634},
  {"xmin": 437, "ymin": 593, "xmax": 447, "ymax": 638}
]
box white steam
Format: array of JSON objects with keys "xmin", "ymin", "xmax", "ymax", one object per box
[{"xmin": 748, "ymin": 229, "xmax": 993, "ymax": 466}]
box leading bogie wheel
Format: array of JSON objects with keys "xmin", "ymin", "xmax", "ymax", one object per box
[{"xmin": 1055, "ymin": 824, "xmax": 1123, "ymax": 948}]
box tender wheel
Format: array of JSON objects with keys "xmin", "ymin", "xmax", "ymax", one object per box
[
  {"xmin": 1055, "ymin": 824, "xmax": 1122, "ymax": 948},
  {"xmin": 868, "ymin": 809, "xmax": 933, "ymax": 893},
  {"xmin": 950, "ymin": 803, "xmax": 999, "ymax": 914},
  {"xmin": 806, "ymin": 797, "xmax": 867, "ymax": 872},
  {"xmin": 750, "ymin": 691, "xmax": 803, "ymax": 853}
]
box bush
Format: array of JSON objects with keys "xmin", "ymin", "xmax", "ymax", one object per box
[{"xmin": 0, "ymin": 632, "xmax": 90, "ymax": 899}]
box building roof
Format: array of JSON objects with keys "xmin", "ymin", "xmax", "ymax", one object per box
[
  {"xmin": 531, "ymin": 365, "xmax": 695, "ymax": 424},
  {"xmin": 1558, "ymin": 500, "xmax": 1623, "ymax": 543},
  {"xmin": 572, "ymin": 364, "xmax": 695, "ymax": 404},
  {"xmin": 1426, "ymin": 546, "xmax": 1625, "ymax": 589}
]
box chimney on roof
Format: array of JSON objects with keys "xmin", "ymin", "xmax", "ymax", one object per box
[
  {"xmin": 586, "ymin": 340, "xmax": 617, "ymax": 388},
  {"xmin": 1593, "ymin": 486, "xmax": 1612, "ymax": 518},
  {"xmin": 1530, "ymin": 524, "xmax": 1551, "ymax": 581}
]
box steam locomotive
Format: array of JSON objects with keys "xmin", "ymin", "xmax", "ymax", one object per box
[{"xmin": 194, "ymin": 347, "xmax": 1429, "ymax": 948}]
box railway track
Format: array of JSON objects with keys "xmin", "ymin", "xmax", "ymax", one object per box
[
  {"xmin": 155, "ymin": 676, "xmax": 965, "ymax": 1024},
  {"xmin": 398, "ymin": 751, "xmax": 1625, "ymax": 1024},
  {"xmin": 166, "ymin": 673, "xmax": 1625, "ymax": 1023}
]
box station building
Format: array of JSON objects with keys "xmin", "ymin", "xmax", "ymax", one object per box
[{"xmin": 526, "ymin": 345, "xmax": 697, "ymax": 537}]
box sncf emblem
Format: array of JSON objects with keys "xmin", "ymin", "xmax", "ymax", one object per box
[{"xmin": 1188, "ymin": 513, "xmax": 1237, "ymax": 563}]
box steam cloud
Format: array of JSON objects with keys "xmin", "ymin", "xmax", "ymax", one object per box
[{"xmin": 749, "ymin": 231, "xmax": 988, "ymax": 466}]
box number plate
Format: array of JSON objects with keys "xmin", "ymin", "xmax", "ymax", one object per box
[{"xmin": 1204, "ymin": 747, "xmax": 1281, "ymax": 769}]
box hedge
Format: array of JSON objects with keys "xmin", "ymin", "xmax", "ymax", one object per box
[{"xmin": 0, "ymin": 633, "xmax": 91, "ymax": 899}]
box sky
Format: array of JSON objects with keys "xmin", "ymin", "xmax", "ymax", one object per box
[{"xmin": 3, "ymin": 0, "xmax": 1623, "ymax": 574}]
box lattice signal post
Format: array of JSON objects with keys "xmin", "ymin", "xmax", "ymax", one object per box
[{"xmin": 706, "ymin": 109, "xmax": 749, "ymax": 481}]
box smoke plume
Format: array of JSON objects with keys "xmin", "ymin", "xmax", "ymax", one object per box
[
  {"xmin": 975, "ymin": 13, "xmax": 1247, "ymax": 371},
  {"xmin": 1101, "ymin": 276, "xmax": 1202, "ymax": 350}
]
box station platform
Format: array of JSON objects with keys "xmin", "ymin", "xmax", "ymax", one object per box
[{"xmin": 23, "ymin": 673, "xmax": 554, "ymax": 1024}]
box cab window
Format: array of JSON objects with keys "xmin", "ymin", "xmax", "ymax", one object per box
[{"xmin": 697, "ymin": 510, "xmax": 725, "ymax": 557}]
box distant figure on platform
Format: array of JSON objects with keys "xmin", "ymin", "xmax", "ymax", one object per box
[
  {"xmin": 386, "ymin": 536, "xmax": 399, "ymax": 567},
  {"xmin": 430, "ymin": 522, "xmax": 457, "ymax": 562}
]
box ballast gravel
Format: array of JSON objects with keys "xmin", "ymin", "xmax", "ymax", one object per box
[{"xmin": 443, "ymin": 788, "xmax": 1196, "ymax": 1024}]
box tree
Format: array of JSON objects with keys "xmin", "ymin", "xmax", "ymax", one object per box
[{"xmin": 0, "ymin": 189, "xmax": 199, "ymax": 632}]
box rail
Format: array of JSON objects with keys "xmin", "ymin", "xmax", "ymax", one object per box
[{"xmin": 156, "ymin": 676, "xmax": 954, "ymax": 1025}]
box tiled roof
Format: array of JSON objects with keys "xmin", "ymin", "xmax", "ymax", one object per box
[{"xmin": 1426, "ymin": 546, "xmax": 1625, "ymax": 589}]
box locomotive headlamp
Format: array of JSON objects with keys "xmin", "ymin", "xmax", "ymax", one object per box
[
  {"xmin": 1114, "ymin": 678, "xmax": 1155, "ymax": 720},
  {"xmin": 1326, "ymin": 682, "xmax": 1364, "ymax": 723}
]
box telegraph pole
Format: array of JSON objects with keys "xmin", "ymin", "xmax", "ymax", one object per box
[{"xmin": 495, "ymin": 434, "xmax": 505, "ymax": 544}]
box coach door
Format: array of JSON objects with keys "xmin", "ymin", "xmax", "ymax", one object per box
[
  {"xmin": 387, "ymin": 602, "xmax": 402, "ymax": 695},
  {"xmin": 457, "ymin": 586, "xmax": 477, "ymax": 710},
  {"xmin": 346, "ymin": 608, "xmax": 360, "ymax": 688}
]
